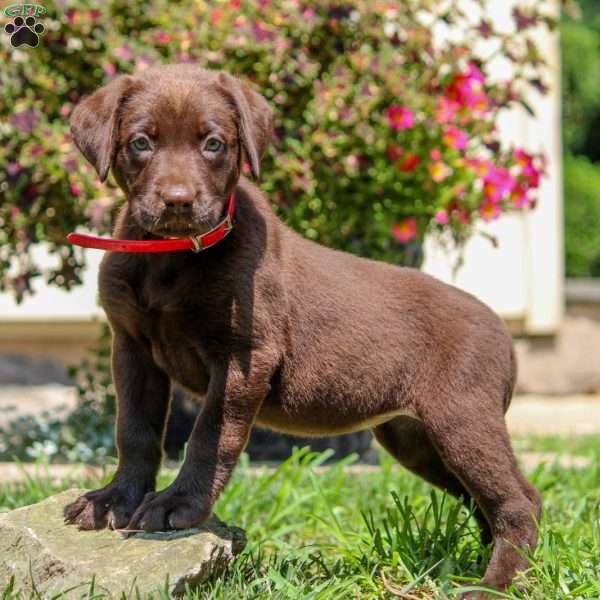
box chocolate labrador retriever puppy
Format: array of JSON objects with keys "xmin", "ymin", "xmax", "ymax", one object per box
[{"xmin": 64, "ymin": 65, "xmax": 541, "ymax": 597}]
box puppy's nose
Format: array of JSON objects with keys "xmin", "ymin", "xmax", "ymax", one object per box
[{"xmin": 161, "ymin": 185, "xmax": 194, "ymax": 210}]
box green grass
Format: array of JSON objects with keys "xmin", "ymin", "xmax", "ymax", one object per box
[{"xmin": 1, "ymin": 437, "xmax": 600, "ymax": 599}]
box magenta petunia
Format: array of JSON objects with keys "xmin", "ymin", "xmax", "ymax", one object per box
[
  {"xmin": 483, "ymin": 165, "xmax": 517, "ymax": 202},
  {"xmin": 434, "ymin": 209, "xmax": 449, "ymax": 225},
  {"xmin": 386, "ymin": 105, "xmax": 415, "ymax": 130}
]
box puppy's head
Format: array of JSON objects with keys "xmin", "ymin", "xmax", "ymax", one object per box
[{"xmin": 70, "ymin": 65, "xmax": 273, "ymax": 237}]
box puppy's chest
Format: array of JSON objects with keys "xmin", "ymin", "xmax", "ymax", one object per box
[{"xmin": 134, "ymin": 267, "xmax": 250, "ymax": 386}]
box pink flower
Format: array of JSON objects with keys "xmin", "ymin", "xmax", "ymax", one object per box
[
  {"xmin": 211, "ymin": 8, "xmax": 224, "ymax": 24},
  {"xmin": 398, "ymin": 153, "xmax": 421, "ymax": 173},
  {"xmin": 443, "ymin": 126, "xmax": 468, "ymax": 150},
  {"xmin": 429, "ymin": 160, "xmax": 452, "ymax": 183},
  {"xmin": 514, "ymin": 149, "xmax": 542, "ymax": 188},
  {"xmin": 483, "ymin": 165, "xmax": 516, "ymax": 202},
  {"xmin": 114, "ymin": 46, "xmax": 133, "ymax": 60},
  {"xmin": 252, "ymin": 21, "xmax": 276, "ymax": 43},
  {"xmin": 392, "ymin": 218, "xmax": 418, "ymax": 243},
  {"xmin": 103, "ymin": 62, "xmax": 117, "ymax": 77},
  {"xmin": 465, "ymin": 157, "xmax": 492, "ymax": 177},
  {"xmin": 511, "ymin": 182, "xmax": 532, "ymax": 208},
  {"xmin": 136, "ymin": 57, "xmax": 153, "ymax": 72},
  {"xmin": 479, "ymin": 200, "xmax": 502, "ymax": 221},
  {"xmin": 386, "ymin": 105, "xmax": 415, "ymax": 130},
  {"xmin": 66, "ymin": 9, "xmax": 78, "ymax": 25},
  {"xmin": 63, "ymin": 157, "xmax": 78, "ymax": 172},
  {"xmin": 435, "ymin": 97, "xmax": 459, "ymax": 124},
  {"xmin": 434, "ymin": 209, "xmax": 449, "ymax": 225},
  {"xmin": 7, "ymin": 162, "xmax": 22, "ymax": 177},
  {"xmin": 154, "ymin": 32, "xmax": 173, "ymax": 45},
  {"xmin": 430, "ymin": 148, "xmax": 442, "ymax": 160},
  {"xmin": 345, "ymin": 155, "xmax": 359, "ymax": 170},
  {"xmin": 466, "ymin": 63, "xmax": 485, "ymax": 83},
  {"xmin": 514, "ymin": 148, "xmax": 533, "ymax": 167},
  {"xmin": 70, "ymin": 183, "xmax": 83, "ymax": 196},
  {"xmin": 446, "ymin": 63, "xmax": 490, "ymax": 113},
  {"xmin": 30, "ymin": 144, "xmax": 44, "ymax": 158}
]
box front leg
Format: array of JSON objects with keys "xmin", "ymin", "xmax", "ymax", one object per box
[
  {"xmin": 128, "ymin": 359, "xmax": 269, "ymax": 531},
  {"xmin": 65, "ymin": 329, "xmax": 171, "ymax": 530}
]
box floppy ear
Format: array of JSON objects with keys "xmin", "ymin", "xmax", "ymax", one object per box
[
  {"xmin": 70, "ymin": 75, "xmax": 135, "ymax": 182},
  {"xmin": 218, "ymin": 72, "xmax": 273, "ymax": 179}
]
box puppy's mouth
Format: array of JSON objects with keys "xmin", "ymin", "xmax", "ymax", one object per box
[{"xmin": 136, "ymin": 211, "xmax": 217, "ymax": 239}]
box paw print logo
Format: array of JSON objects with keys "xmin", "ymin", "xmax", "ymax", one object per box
[{"xmin": 4, "ymin": 15, "xmax": 45, "ymax": 48}]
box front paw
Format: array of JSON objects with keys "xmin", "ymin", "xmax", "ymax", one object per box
[
  {"xmin": 64, "ymin": 479, "xmax": 153, "ymax": 530},
  {"xmin": 127, "ymin": 486, "xmax": 210, "ymax": 532}
]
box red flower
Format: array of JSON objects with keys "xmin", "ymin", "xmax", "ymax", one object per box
[
  {"xmin": 386, "ymin": 144, "xmax": 403, "ymax": 161},
  {"xmin": 392, "ymin": 218, "xmax": 418, "ymax": 243},
  {"xmin": 398, "ymin": 153, "xmax": 421, "ymax": 172}
]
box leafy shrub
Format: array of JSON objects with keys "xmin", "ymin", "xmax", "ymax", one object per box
[
  {"xmin": 0, "ymin": 0, "xmax": 553, "ymax": 300},
  {"xmin": 561, "ymin": 21, "xmax": 600, "ymax": 158},
  {"xmin": 564, "ymin": 154, "xmax": 600, "ymax": 278}
]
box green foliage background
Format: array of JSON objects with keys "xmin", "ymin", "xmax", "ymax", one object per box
[{"xmin": 562, "ymin": 0, "xmax": 600, "ymax": 277}]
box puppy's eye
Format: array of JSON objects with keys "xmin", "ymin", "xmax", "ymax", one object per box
[
  {"xmin": 130, "ymin": 137, "xmax": 151, "ymax": 152},
  {"xmin": 204, "ymin": 138, "xmax": 224, "ymax": 153}
]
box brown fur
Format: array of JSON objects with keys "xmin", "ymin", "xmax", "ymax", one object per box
[{"xmin": 64, "ymin": 65, "xmax": 541, "ymax": 598}]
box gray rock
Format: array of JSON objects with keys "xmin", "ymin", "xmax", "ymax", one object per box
[{"xmin": 0, "ymin": 489, "xmax": 246, "ymax": 597}]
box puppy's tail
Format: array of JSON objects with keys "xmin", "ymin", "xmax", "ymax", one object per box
[{"xmin": 503, "ymin": 344, "xmax": 518, "ymax": 414}]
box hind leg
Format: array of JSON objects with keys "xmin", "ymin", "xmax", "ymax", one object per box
[
  {"xmin": 373, "ymin": 416, "xmax": 492, "ymax": 546},
  {"xmin": 417, "ymin": 394, "xmax": 541, "ymax": 598}
]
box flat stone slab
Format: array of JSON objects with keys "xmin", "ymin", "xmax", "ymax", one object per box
[{"xmin": 0, "ymin": 489, "xmax": 246, "ymax": 597}]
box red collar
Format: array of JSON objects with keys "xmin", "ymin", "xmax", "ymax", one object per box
[{"xmin": 68, "ymin": 192, "xmax": 236, "ymax": 253}]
